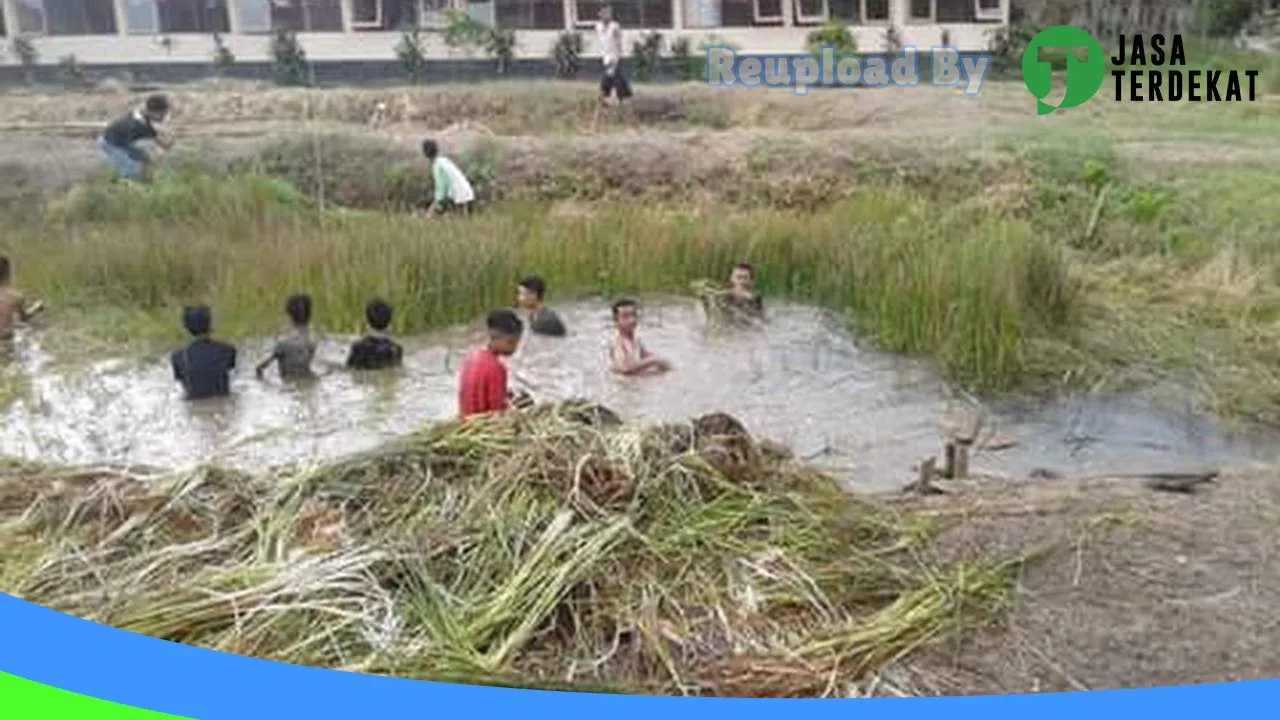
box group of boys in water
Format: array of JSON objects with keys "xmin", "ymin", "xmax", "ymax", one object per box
[{"xmin": 0, "ymin": 255, "xmax": 764, "ymax": 420}]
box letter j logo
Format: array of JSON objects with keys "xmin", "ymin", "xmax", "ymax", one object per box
[{"xmin": 1021, "ymin": 26, "xmax": 1106, "ymax": 115}]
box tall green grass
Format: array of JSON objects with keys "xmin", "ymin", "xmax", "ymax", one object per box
[{"xmin": 4, "ymin": 173, "xmax": 1074, "ymax": 394}]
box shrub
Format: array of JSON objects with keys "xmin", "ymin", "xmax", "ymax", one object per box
[
  {"xmin": 1199, "ymin": 0, "xmax": 1255, "ymax": 38},
  {"xmin": 940, "ymin": 28, "xmax": 952, "ymax": 49},
  {"xmin": 670, "ymin": 37, "xmax": 700, "ymax": 81},
  {"xmin": 212, "ymin": 33, "xmax": 236, "ymax": 77},
  {"xmin": 395, "ymin": 27, "xmax": 428, "ymax": 82},
  {"xmin": 486, "ymin": 27, "xmax": 517, "ymax": 74},
  {"xmin": 987, "ymin": 20, "xmax": 1041, "ymax": 66},
  {"xmin": 269, "ymin": 30, "xmax": 310, "ymax": 87},
  {"xmin": 58, "ymin": 54, "xmax": 87, "ymax": 88},
  {"xmin": 442, "ymin": 9, "xmax": 490, "ymax": 53},
  {"xmin": 13, "ymin": 36, "xmax": 38, "ymax": 86},
  {"xmin": 805, "ymin": 20, "xmax": 856, "ymax": 59},
  {"xmin": 631, "ymin": 31, "xmax": 664, "ymax": 81},
  {"xmin": 883, "ymin": 25, "xmax": 902, "ymax": 54},
  {"xmin": 553, "ymin": 31, "xmax": 584, "ymax": 79}
]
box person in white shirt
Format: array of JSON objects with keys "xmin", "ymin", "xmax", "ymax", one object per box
[
  {"xmin": 422, "ymin": 138, "xmax": 475, "ymax": 216},
  {"xmin": 592, "ymin": 6, "xmax": 633, "ymax": 132}
]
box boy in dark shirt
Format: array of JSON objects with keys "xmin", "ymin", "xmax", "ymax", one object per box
[
  {"xmin": 347, "ymin": 298, "xmax": 404, "ymax": 371},
  {"xmin": 515, "ymin": 275, "xmax": 567, "ymax": 337},
  {"xmin": 97, "ymin": 94, "xmax": 172, "ymax": 182},
  {"xmin": 457, "ymin": 310, "xmax": 524, "ymax": 419},
  {"xmin": 171, "ymin": 305, "xmax": 237, "ymax": 401}
]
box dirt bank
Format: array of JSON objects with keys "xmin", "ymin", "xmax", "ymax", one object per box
[
  {"xmin": 879, "ymin": 466, "xmax": 1280, "ymax": 695},
  {"xmin": 5, "ymin": 83, "xmax": 1279, "ymax": 209}
]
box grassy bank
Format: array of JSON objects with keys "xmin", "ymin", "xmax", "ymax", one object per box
[
  {"xmin": 6, "ymin": 80, "xmax": 1280, "ymax": 421},
  {"xmin": 8, "ymin": 170, "xmax": 1074, "ymax": 396},
  {"xmin": 10, "ymin": 149, "xmax": 1280, "ymax": 423},
  {"xmin": 0, "ymin": 405, "xmax": 1021, "ymax": 695}
]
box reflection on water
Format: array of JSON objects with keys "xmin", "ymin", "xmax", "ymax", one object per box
[{"xmin": 3, "ymin": 300, "xmax": 1278, "ymax": 492}]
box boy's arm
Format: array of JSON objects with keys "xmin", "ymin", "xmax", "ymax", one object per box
[
  {"xmin": 14, "ymin": 292, "xmax": 31, "ymax": 322},
  {"xmin": 254, "ymin": 348, "xmax": 277, "ymax": 378},
  {"xmin": 171, "ymin": 351, "xmax": 185, "ymax": 382},
  {"xmin": 489, "ymin": 366, "xmax": 510, "ymax": 412}
]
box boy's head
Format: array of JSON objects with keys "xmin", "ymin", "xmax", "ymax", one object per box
[
  {"xmin": 486, "ymin": 309, "xmax": 524, "ymax": 356},
  {"xmin": 285, "ymin": 293, "xmax": 312, "ymax": 327},
  {"xmin": 421, "ymin": 139, "xmax": 439, "ymax": 160},
  {"xmin": 611, "ymin": 298, "xmax": 640, "ymax": 334},
  {"xmin": 599, "ymin": 5, "xmax": 613, "ymax": 21},
  {"xmin": 730, "ymin": 263, "xmax": 755, "ymax": 291},
  {"xmin": 516, "ymin": 275, "xmax": 547, "ymax": 309},
  {"xmin": 366, "ymin": 298, "xmax": 393, "ymax": 332},
  {"xmin": 0, "ymin": 255, "xmax": 10, "ymax": 285},
  {"xmin": 182, "ymin": 305, "xmax": 212, "ymax": 337},
  {"xmin": 144, "ymin": 94, "xmax": 170, "ymax": 122}
]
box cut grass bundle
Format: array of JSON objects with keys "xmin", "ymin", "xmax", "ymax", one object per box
[{"xmin": 0, "ymin": 403, "xmax": 1025, "ymax": 697}]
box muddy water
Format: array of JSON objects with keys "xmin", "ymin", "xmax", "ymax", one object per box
[{"xmin": 3, "ymin": 300, "xmax": 1278, "ymax": 493}]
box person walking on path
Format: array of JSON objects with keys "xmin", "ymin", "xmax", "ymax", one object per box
[{"xmin": 591, "ymin": 6, "xmax": 633, "ymax": 133}]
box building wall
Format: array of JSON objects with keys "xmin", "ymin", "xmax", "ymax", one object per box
[{"xmin": 0, "ymin": 0, "xmax": 1008, "ymax": 64}]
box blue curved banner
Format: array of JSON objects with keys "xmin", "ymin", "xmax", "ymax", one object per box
[{"xmin": 2, "ymin": 592, "xmax": 1278, "ymax": 718}]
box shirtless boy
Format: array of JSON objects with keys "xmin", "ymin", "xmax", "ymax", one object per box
[
  {"xmin": 609, "ymin": 298, "xmax": 671, "ymax": 376},
  {"xmin": 256, "ymin": 293, "xmax": 317, "ymax": 382}
]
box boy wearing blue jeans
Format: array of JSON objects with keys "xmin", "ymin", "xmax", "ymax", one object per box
[{"xmin": 98, "ymin": 94, "xmax": 172, "ymax": 182}]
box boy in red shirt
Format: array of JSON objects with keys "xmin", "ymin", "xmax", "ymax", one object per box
[{"xmin": 458, "ymin": 309, "xmax": 524, "ymax": 419}]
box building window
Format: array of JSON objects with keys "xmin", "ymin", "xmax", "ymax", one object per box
[
  {"xmin": 576, "ymin": 0, "xmax": 672, "ymax": 29},
  {"xmin": 908, "ymin": 0, "xmax": 930, "ymax": 20},
  {"xmin": 126, "ymin": 0, "xmax": 231, "ymax": 34},
  {"xmin": 933, "ymin": 0, "xmax": 1002, "ymax": 22},
  {"xmin": 0, "ymin": 6, "xmax": 6, "ymax": 35},
  {"xmin": 350, "ymin": 0, "xmax": 419, "ymax": 30},
  {"xmin": 975, "ymin": 0, "xmax": 1001, "ymax": 20},
  {"xmin": 160, "ymin": 0, "xmax": 231, "ymax": 32},
  {"xmin": 496, "ymin": 0, "xmax": 564, "ymax": 29},
  {"xmin": 793, "ymin": 0, "xmax": 826, "ymax": 25},
  {"xmin": 831, "ymin": 0, "xmax": 885, "ymax": 23},
  {"xmin": 235, "ymin": 0, "xmax": 341, "ymax": 32},
  {"xmin": 692, "ymin": 0, "xmax": 781, "ymax": 28},
  {"xmin": 25, "ymin": 0, "xmax": 120, "ymax": 35},
  {"xmin": 270, "ymin": 0, "xmax": 343, "ymax": 31},
  {"xmin": 15, "ymin": 0, "xmax": 43, "ymax": 33}
]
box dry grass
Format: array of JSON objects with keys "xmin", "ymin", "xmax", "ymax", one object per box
[{"xmin": 0, "ymin": 404, "xmax": 1022, "ymax": 696}]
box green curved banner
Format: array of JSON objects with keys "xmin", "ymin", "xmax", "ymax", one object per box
[{"xmin": 0, "ymin": 671, "xmax": 192, "ymax": 720}]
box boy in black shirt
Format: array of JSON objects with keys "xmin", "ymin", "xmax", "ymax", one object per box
[
  {"xmin": 98, "ymin": 94, "xmax": 172, "ymax": 182},
  {"xmin": 347, "ymin": 298, "xmax": 403, "ymax": 371},
  {"xmin": 171, "ymin": 305, "xmax": 237, "ymax": 400},
  {"xmin": 515, "ymin": 275, "xmax": 567, "ymax": 337}
]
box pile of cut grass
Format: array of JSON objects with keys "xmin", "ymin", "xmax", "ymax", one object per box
[{"xmin": 0, "ymin": 404, "xmax": 1021, "ymax": 696}]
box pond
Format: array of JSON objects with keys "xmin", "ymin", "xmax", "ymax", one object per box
[{"xmin": 3, "ymin": 299, "xmax": 1277, "ymax": 493}]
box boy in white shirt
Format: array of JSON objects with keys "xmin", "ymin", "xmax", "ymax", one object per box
[
  {"xmin": 422, "ymin": 138, "xmax": 475, "ymax": 216},
  {"xmin": 592, "ymin": 6, "xmax": 633, "ymax": 132}
]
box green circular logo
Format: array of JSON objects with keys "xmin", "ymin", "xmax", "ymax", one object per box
[{"xmin": 1022, "ymin": 26, "xmax": 1106, "ymax": 115}]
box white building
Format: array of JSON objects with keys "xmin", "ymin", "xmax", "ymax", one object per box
[{"xmin": 0, "ymin": 0, "xmax": 1008, "ymax": 65}]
